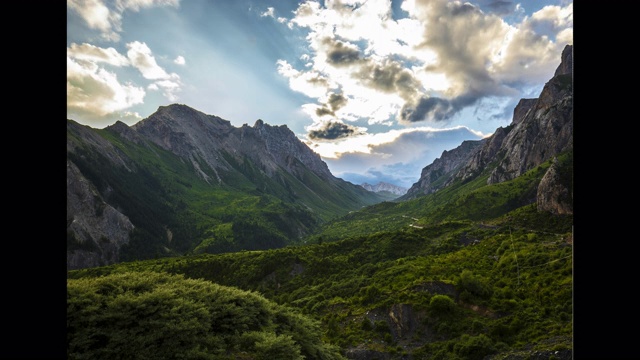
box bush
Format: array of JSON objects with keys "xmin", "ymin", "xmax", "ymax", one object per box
[
  {"xmin": 67, "ymin": 271, "xmax": 344, "ymax": 360},
  {"xmin": 453, "ymin": 334, "xmax": 496, "ymax": 360},
  {"xmin": 429, "ymin": 294, "xmax": 456, "ymax": 315}
]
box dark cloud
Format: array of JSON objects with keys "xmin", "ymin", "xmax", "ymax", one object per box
[
  {"xmin": 451, "ymin": 2, "xmax": 480, "ymax": 16},
  {"xmin": 325, "ymin": 39, "xmax": 361, "ymax": 66},
  {"xmin": 308, "ymin": 121, "xmax": 363, "ymax": 140},
  {"xmin": 307, "ymin": 75, "xmax": 331, "ymax": 87},
  {"xmin": 400, "ymin": 97, "xmax": 453, "ymax": 122},
  {"xmin": 478, "ymin": 1, "xmax": 516, "ymax": 16},
  {"xmin": 316, "ymin": 106, "xmax": 334, "ymax": 117},
  {"xmin": 327, "ymin": 93, "xmax": 347, "ymax": 111},
  {"xmin": 316, "ymin": 92, "xmax": 348, "ymax": 117},
  {"xmin": 400, "ymin": 93, "xmax": 479, "ymax": 123},
  {"xmin": 357, "ymin": 60, "xmax": 420, "ymax": 101}
]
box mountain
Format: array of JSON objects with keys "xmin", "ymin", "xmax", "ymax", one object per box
[
  {"xmin": 68, "ymin": 45, "xmax": 574, "ymax": 360},
  {"xmin": 360, "ymin": 182, "xmax": 408, "ymax": 196},
  {"xmin": 67, "ymin": 106, "xmax": 385, "ymax": 270},
  {"xmin": 399, "ymin": 139, "xmax": 486, "ymax": 200},
  {"xmin": 400, "ymin": 44, "xmax": 573, "ymax": 216},
  {"xmin": 307, "ymin": 44, "xmax": 572, "ymax": 242}
]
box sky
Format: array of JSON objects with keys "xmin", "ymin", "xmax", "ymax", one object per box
[{"xmin": 67, "ymin": 0, "xmax": 573, "ymax": 189}]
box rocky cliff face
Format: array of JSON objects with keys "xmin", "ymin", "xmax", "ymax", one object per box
[
  {"xmin": 486, "ymin": 45, "xmax": 573, "ymax": 185},
  {"xmin": 67, "ymin": 120, "xmax": 137, "ymax": 270},
  {"xmin": 536, "ymin": 156, "xmax": 573, "ymax": 215},
  {"xmin": 403, "ymin": 45, "xmax": 572, "ymax": 214},
  {"xmin": 67, "ymin": 158, "xmax": 134, "ymax": 270},
  {"xmin": 253, "ymin": 119, "xmax": 333, "ymax": 180},
  {"xmin": 131, "ymin": 104, "xmax": 336, "ymax": 184}
]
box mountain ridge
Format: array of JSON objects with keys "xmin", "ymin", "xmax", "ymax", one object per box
[
  {"xmin": 67, "ymin": 108, "xmax": 384, "ymax": 270},
  {"xmin": 400, "ymin": 44, "xmax": 572, "ymax": 216}
]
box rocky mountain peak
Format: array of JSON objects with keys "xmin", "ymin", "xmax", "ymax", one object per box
[
  {"xmin": 512, "ymin": 98, "xmax": 537, "ymax": 125},
  {"xmin": 401, "ymin": 139, "xmax": 484, "ymax": 200},
  {"xmin": 403, "ymin": 44, "xmax": 572, "ymax": 215},
  {"xmin": 252, "ymin": 118, "xmax": 332, "ymax": 180},
  {"xmin": 554, "ymin": 44, "xmax": 573, "ymax": 77},
  {"xmin": 106, "ymin": 120, "xmax": 145, "ymax": 145}
]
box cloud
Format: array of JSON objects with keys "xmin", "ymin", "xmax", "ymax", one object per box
[
  {"xmin": 479, "ymin": 1, "xmax": 517, "ymax": 15},
  {"xmin": 67, "ymin": 43, "xmax": 129, "ymax": 66},
  {"xmin": 324, "ymin": 38, "xmax": 362, "ymax": 66},
  {"xmin": 307, "ymin": 120, "xmax": 365, "ymax": 140},
  {"xmin": 524, "ymin": 3, "xmax": 573, "ymax": 44},
  {"xmin": 67, "ymin": 41, "xmax": 182, "ymax": 123},
  {"xmin": 356, "ymin": 59, "xmax": 421, "ymax": 102},
  {"xmin": 126, "ymin": 41, "xmax": 183, "ymax": 100},
  {"xmin": 260, "ymin": 7, "xmax": 275, "ymax": 18},
  {"xmin": 276, "ymin": 59, "xmax": 336, "ymax": 98},
  {"xmin": 126, "ymin": 41, "xmax": 172, "ymax": 80},
  {"xmin": 174, "ymin": 55, "xmax": 185, "ymax": 65},
  {"xmin": 315, "ymin": 92, "xmax": 348, "ymax": 117},
  {"xmin": 68, "ymin": 0, "xmax": 180, "ymax": 42},
  {"xmin": 317, "ymin": 125, "xmax": 487, "ymax": 188},
  {"xmin": 67, "ymin": 55, "xmax": 145, "ymax": 119},
  {"xmin": 258, "ymin": 5, "xmax": 288, "ymax": 23},
  {"xmin": 400, "ymin": 97, "xmax": 454, "ymax": 123},
  {"xmin": 281, "ymin": 0, "xmax": 572, "ymax": 127}
]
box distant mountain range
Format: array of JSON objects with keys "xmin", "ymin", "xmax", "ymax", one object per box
[{"xmin": 360, "ymin": 182, "xmax": 408, "ymax": 196}]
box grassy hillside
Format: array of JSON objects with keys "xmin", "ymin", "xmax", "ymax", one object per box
[{"xmin": 304, "ymin": 150, "xmax": 572, "ymax": 244}]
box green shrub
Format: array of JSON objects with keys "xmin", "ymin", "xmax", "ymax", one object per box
[
  {"xmin": 453, "ymin": 334, "xmax": 496, "ymax": 360},
  {"xmin": 67, "ymin": 271, "xmax": 344, "ymax": 360},
  {"xmin": 429, "ymin": 294, "xmax": 456, "ymax": 315}
]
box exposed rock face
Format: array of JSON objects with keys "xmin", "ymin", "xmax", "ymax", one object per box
[
  {"xmin": 388, "ymin": 303, "xmax": 418, "ymax": 339},
  {"xmin": 360, "ymin": 182, "xmax": 408, "ymax": 195},
  {"xmin": 554, "ymin": 44, "xmax": 573, "ymax": 77},
  {"xmin": 67, "ymin": 120, "xmax": 137, "ymax": 270},
  {"xmin": 67, "ymin": 160, "xmax": 134, "ymax": 270},
  {"xmin": 403, "ymin": 44, "xmax": 573, "ymax": 213},
  {"xmin": 512, "ymin": 98, "xmax": 537, "ymax": 125},
  {"xmin": 132, "ymin": 104, "xmax": 234, "ymax": 183},
  {"xmin": 401, "ymin": 140, "xmax": 484, "ymax": 200},
  {"xmin": 253, "ymin": 119, "xmax": 333, "ymax": 180},
  {"xmin": 487, "ymin": 45, "xmax": 573, "ymax": 184},
  {"xmin": 132, "ymin": 104, "xmax": 335, "ymax": 184},
  {"xmin": 536, "ymin": 157, "xmax": 573, "ymax": 215},
  {"xmin": 67, "ymin": 119, "xmax": 135, "ymax": 172}
]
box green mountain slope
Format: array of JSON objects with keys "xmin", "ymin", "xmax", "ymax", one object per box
[
  {"xmin": 68, "ymin": 152, "xmax": 573, "ymax": 359},
  {"xmin": 67, "ymin": 117, "xmax": 383, "ymax": 267},
  {"xmin": 306, "ymin": 150, "xmax": 571, "ymax": 244}
]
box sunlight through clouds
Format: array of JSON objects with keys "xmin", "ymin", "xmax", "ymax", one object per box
[{"xmin": 67, "ymin": 0, "xmax": 572, "ymax": 187}]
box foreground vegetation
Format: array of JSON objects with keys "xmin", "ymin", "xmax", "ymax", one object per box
[
  {"xmin": 69, "ymin": 204, "xmax": 572, "ymax": 359},
  {"xmin": 68, "ymin": 271, "xmax": 344, "ymax": 360}
]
